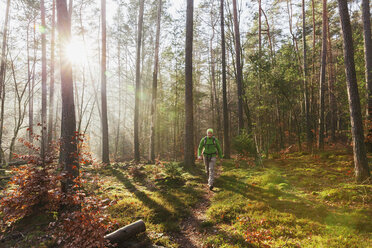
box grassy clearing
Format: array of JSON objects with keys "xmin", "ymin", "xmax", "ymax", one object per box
[{"xmin": 203, "ymin": 152, "xmax": 372, "ymax": 248}]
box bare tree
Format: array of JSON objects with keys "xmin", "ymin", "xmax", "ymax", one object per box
[
  {"xmin": 8, "ymin": 53, "xmax": 28, "ymax": 162},
  {"xmin": 337, "ymin": 0, "xmax": 371, "ymax": 182}
]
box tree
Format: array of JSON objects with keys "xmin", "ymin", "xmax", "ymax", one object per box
[
  {"xmin": 361, "ymin": 0, "xmax": 372, "ymax": 151},
  {"xmin": 56, "ymin": 0, "xmax": 78, "ymax": 192},
  {"xmin": 327, "ymin": 15, "xmax": 336, "ymax": 142},
  {"xmin": 149, "ymin": 0, "xmax": 162, "ymax": 163},
  {"xmin": 318, "ymin": 0, "xmax": 327, "ymax": 150},
  {"xmin": 184, "ymin": 0, "xmax": 195, "ymax": 166},
  {"xmin": 232, "ymin": 0, "xmax": 244, "ymax": 134},
  {"xmin": 41, "ymin": 0, "xmax": 47, "ymax": 163},
  {"xmin": 302, "ymin": 0, "xmax": 312, "ymax": 147},
  {"xmin": 134, "ymin": 0, "xmax": 145, "ymax": 162},
  {"xmin": 220, "ymin": 0, "xmax": 230, "ymax": 158},
  {"xmin": 101, "ymin": 0, "xmax": 110, "ymax": 164},
  {"xmin": 337, "ymin": 0, "xmax": 371, "ymax": 182},
  {"xmin": 0, "ymin": 0, "xmax": 11, "ymax": 164},
  {"xmin": 48, "ymin": 0, "xmax": 56, "ymax": 147}
]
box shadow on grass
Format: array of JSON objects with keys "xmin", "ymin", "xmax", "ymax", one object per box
[
  {"xmin": 182, "ymin": 162, "xmax": 207, "ymax": 183},
  {"xmin": 215, "ymin": 173, "xmax": 332, "ymax": 225},
  {"xmin": 110, "ymin": 167, "xmax": 175, "ymax": 224}
]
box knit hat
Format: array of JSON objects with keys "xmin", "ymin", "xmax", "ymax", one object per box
[{"xmin": 207, "ymin": 128, "xmax": 213, "ymax": 134}]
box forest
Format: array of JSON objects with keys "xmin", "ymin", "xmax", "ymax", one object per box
[{"xmin": 0, "ymin": 0, "xmax": 371, "ymax": 247}]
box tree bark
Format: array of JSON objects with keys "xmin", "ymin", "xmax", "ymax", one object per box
[
  {"xmin": 104, "ymin": 220, "xmax": 146, "ymax": 244},
  {"xmin": 56, "ymin": 0, "xmax": 79, "ymax": 192},
  {"xmin": 302, "ymin": 0, "xmax": 312, "ymax": 148},
  {"xmin": 232, "ymin": 0, "xmax": 244, "ymax": 134},
  {"xmin": 337, "ymin": 0, "xmax": 371, "ymax": 182},
  {"xmin": 327, "ymin": 15, "xmax": 336, "ymax": 142},
  {"xmin": 0, "ymin": 0, "xmax": 11, "ymax": 164},
  {"xmin": 41, "ymin": 0, "xmax": 47, "ymax": 163},
  {"xmin": 318, "ymin": 0, "xmax": 327, "ymax": 150},
  {"xmin": 101, "ymin": 0, "xmax": 110, "ymax": 164},
  {"xmin": 149, "ymin": 0, "xmax": 162, "ymax": 163},
  {"xmin": 361, "ymin": 0, "xmax": 372, "ymax": 152},
  {"xmin": 134, "ymin": 0, "xmax": 145, "ymax": 163},
  {"xmin": 184, "ymin": 0, "xmax": 195, "ymax": 166},
  {"xmin": 221, "ymin": 0, "xmax": 230, "ymax": 158},
  {"xmin": 48, "ymin": 0, "xmax": 56, "ymax": 148}
]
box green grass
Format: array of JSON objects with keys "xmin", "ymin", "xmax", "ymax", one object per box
[
  {"xmin": 96, "ymin": 162, "xmax": 207, "ymax": 247},
  {"xmin": 2, "ymin": 151, "xmax": 371, "ymax": 247},
  {"xmin": 204, "ymin": 152, "xmax": 372, "ymax": 248}
]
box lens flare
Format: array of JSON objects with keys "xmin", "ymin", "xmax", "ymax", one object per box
[{"xmin": 64, "ymin": 38, "xmax": 86, "ymax": 65}]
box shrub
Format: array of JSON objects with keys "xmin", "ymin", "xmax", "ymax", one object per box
[
  {"xmin": 1, "ymin": 134, "xmax": 117, "ymax": 248},
  {"xmin": 164, "ymin": 162, "xmax": 182, "ymax": 178},
  {"xmin": 232, "ymin": 130, "xmax": 256, "ymax": 155}
]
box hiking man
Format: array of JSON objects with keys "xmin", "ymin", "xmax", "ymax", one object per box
[{"xmin": 197, "ymin": 128, "xmax": 222, "ymax": 190}]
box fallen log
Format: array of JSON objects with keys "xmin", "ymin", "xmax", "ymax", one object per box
[
  {"xmin": 105, "ymin": 219, "xmax": 146, "ymax": 244},
  {"xmin": 3, "ymin": 161, "xmax": 28, "ymax": 167}
]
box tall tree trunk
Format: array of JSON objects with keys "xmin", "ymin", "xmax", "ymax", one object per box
[
  {"xmin": 29, "ymin": 19, "xmax": 37, "ymax": 145},
  {"xmin": 149, "ymin": 0, "xmax": 162, "ymax": 163},
  {"xmin": 56, "ymin": 0, "xmax": 78, "ymax": 192},
  {"xmin": 101, "ymin": 0, "xmax": 110, "ymax": 163},
  {"xmin": 318, "ymin": 0, "xmax": 327, "ymax": 150},
  {"xmin": 302, "ymin": 0, "xmax": 312, "ymax": 148},
  {"xmin": 41, "ymin": 0, "xmax": 47, "ymax": 163},
  {"xmin": 361, "ymin": 0, "xmax": 372, "ymax": 152},
  {"xmin": 115, "ymin": 39, "xmax": 121, "ymax": 161},
  {"xmin": 337, "ymin": 0, "xmax": 371, "ymax": 182},
  {"xmin": 184, "ymin": 0, "xmax": 195, "ymax": 166},
  {"xmin": 48, "ymin": 0, "xmax": 56, "ymax": 147},
  {"xmin": 0, "ymin": 0, "xmax": 10, "ymax": 164},
  {"xmin": 232, "ymin": 0, "xmax": 244, "ymax": 134},
  {"xmin": 258, "ymin": 0, "xmax": 262, "ymax": 53},
  {"xmin": 311, "ymin": 0, "xmax": 316, "ymax": 122},
  {"xmin": 327, "ymin": 16, "xmax": 336, "ymax": 142},
  {"xmin": 221, "ymin": 0, "xmax": 230, "ymax": 158},
  {"xmin": 134, "ymin": 0, "xmax": 145, "ymax": 162}
]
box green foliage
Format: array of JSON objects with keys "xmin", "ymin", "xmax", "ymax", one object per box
[
  {"xmin": 164, "ymin": 162, "xmax": 182, "ymax": 179},
  {"xmin": 232, "ymin": 130, "xmax": 256, "ymax": 155}
]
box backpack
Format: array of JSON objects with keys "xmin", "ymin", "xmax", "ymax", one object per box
[{"xmin": 204, "ymin": 136, "xmax": 216, "ymax": 146}]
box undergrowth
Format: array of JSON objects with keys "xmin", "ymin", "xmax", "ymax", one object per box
[{"xmin": 204, "ymin": 151, "xmax": 372, "ymax": 248}]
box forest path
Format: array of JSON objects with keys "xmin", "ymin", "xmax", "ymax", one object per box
[{"xmin": 171, "ymin": 163, "xmax": 222, "ymax": 248}]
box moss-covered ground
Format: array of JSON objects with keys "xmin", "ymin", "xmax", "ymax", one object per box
[{"xmin": 1, "ymin": 151, "xmax": 371, "ymax": 247}]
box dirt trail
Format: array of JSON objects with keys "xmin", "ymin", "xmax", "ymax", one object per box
[{"xmin": 171, "ymin": 166, "xmax": 221, "ymax": 248}]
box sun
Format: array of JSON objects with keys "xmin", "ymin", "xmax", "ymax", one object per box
[{"xmin": 64, "ymin": 38, "xmax": 87, "ymax": 65}]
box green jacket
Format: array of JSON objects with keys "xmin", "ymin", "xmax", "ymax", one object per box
[{"xmin": 198, "ymin": 136, "xmax": 223, "ymax": 158}]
